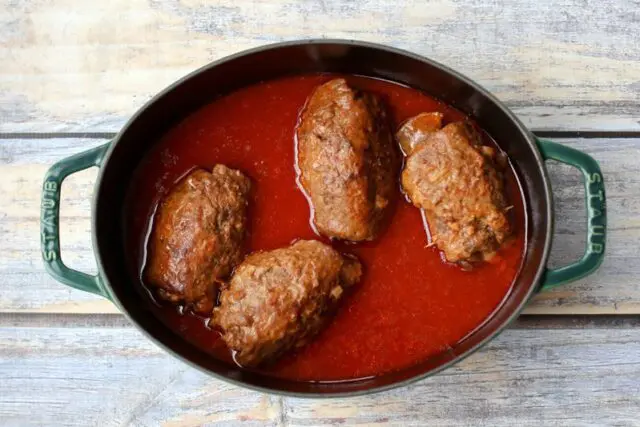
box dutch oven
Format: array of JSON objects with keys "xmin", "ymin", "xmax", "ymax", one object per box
[{"xmin": 40, "ymin": 40, "xmax": 606, "ymax": 396}]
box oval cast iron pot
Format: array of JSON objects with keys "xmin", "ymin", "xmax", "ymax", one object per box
[{"xmin": 40, "ymin": 40, "xmax": 607, "ymax": 397}]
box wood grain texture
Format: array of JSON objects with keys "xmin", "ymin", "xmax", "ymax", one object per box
[
  {"xmin": 0, "ymin": 326, "xmax": 282, "ymax": 427},
  {"xmin": 3, "ymin": 1, "xmax": 638, "ymax": 424},
  {"xmin": 2, "ymin": 136, "xmax": 640, "ymax": 314},
  {"xmin": 0, "ymin": 326, "xmax": 639, "ymax": 426},
  {"xmin": 0, "ymin": 138, "xmax": 104, "ymax": 313},
  {"xmin": 1, "ymin": 0, "xmax": 639, "ymax": 133}
]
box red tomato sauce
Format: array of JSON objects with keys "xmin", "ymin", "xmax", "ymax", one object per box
[{"xmin": 125, "ymin": 74, "xmax": 526, "ymax": 381}]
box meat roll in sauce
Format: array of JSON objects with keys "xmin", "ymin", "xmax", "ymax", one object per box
[
  {"xmin": 145, "ymin": 165, "xmax": 251, "ymax": 314},
  {"xmin": 398, "ymin": 117, "xmax": 511, "ymax": 265},
  {"xmin": 212, "ymin": 240, "xmax": 362, "ymax": 367},
  {"xmin": 296, "ymin": 78, "xmax": 399, "ymax": 241}
]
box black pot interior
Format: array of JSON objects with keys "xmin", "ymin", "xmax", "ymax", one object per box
[{"xmin": 95, "ymin": 41, "xmax": 551, "ymax": 395}]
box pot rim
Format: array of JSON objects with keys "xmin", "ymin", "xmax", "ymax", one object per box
[{"xmin": 92, "ymin": 38, "xmax": 554, "ymax": 398}]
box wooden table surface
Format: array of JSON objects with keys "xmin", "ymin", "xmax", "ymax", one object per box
[{"xmin": 1, "ymin": 0, "xmax": 639, "ymax": 425}]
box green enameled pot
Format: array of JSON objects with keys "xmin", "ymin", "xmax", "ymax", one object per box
[{"xmin": 40, "ymin": 40, "xmax": 606, "ymax": 397}]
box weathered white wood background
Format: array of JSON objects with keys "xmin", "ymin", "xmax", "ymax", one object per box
[
  {"xmin": 1, "ymin": 0, "xmax": 639, "ymax": 425},
  {"xmin": 2, "ymin": 0, "xmax": 640, "ymax": 133}
]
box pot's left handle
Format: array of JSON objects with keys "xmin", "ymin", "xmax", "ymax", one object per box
[{"xmin": 40, "ymin": 143, "xmax": 111, "ymax": 299}]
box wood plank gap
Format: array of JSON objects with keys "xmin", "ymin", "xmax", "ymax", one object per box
[
  {"xmin": 2, "ymin": 312, "xmax": 638, "ymax": 329},
  {"xmin": 2, "ymin": 131, "xmax": 640, "ymax": 141},
  {"xmin": 0, "ymin": 313, "xmax": 131, "ymax": 328},
  {"xmin": 533, "ymin": 130, "xmax": 640, "ymax": 139},
  {"xmin": 0, "ymin": 132, "xmax": 117, "ymax": 140},
  {"xmin": 516, "ymin": 314, "xmax": 640, "ymax": 329}
]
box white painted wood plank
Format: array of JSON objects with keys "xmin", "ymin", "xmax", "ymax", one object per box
[
  {"xmin": 530, "ymin": 137, "xmax": 640, "ymax": 314},
  {"xmin": 2, "ymin": 137, "xmax": 638, "ymax": 314},
  {"xmin": 0, "ymin": 326, "xmax": 638, "ymax": 426},
  {"xmin": 0, "ymin": 138, "xmax": 105, "ymax": 313},
  {"xmin": 1, "ymin": 0, "xmax": 639, "ymax": 133},
  {"xmin": 0, "ymin": 326, "xmax": 281, "ymax": 427}
]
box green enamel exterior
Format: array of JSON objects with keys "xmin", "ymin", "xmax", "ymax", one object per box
[
  {"xmin": 40, "ymin": 143, "xmax": 112, "ymax": 299},
  {"xmin": 536, "ymin": 138, "xmax": 607, "ymax": 290}
]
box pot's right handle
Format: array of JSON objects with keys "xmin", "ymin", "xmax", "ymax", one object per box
[
  {"xmin": 536, "ymin": 138, "xmax": 606, "ymax": 290},
  {"xmin": 40, "ymin": 143, "xmax": 111, "ymax": 299}
]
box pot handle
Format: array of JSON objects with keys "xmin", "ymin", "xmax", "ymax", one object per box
[
  {"xmin": 536, "ymin": 138, "xmax": 606, "ymax": 290},
  {"xmin": 40, "ymin": 143, "xmax": 111, "ymax": 299}
]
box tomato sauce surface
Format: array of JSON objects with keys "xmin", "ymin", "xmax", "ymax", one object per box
[{"xmin": 125, "ymin": 74, "xmax": 526, "ymax": 381}]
